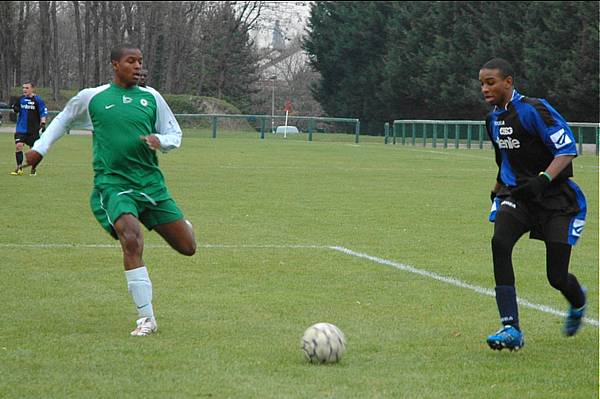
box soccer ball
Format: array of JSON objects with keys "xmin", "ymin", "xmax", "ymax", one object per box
[{"xmin": 301, "ymin": 322, "xmax": 346, "ymax": 364}]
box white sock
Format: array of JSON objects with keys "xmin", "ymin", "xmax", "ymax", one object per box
[{"xmin": 125, "ymin": 266, "xmax": 154, "ymax": 319}]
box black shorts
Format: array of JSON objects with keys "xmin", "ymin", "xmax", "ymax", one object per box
[
  {"xmin": 14, "ymin": 133, "xmax": 39, "ymax": 147},
  {"xmin": 489, "ymin": 180, "xmax": 587, "ymax": 245}
]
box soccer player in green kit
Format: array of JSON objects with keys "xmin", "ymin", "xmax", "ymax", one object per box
[{"xmin": 25, "ymin": 44, "xmax": 196, "ymax": 336}]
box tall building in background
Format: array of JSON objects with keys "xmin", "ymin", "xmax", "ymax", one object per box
[
  {"xmin": 272, "ymin": 20, "xmax": 286, "ymax": 51},
  {"xmin": 252, "ymin": 2, "xmax": 310, "ymax": 49},
  {"xmin": 252, "ymin": 2, "xmax": 311, "ymax": 78}
]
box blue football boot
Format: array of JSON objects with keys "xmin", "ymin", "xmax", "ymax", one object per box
[
  {"xmin": 564, "ymin": 287, "xmax": 587, "ymax": 337},
  {"xmin": 486, "ymin": 325, "xmax": 524, "ymax": 351}
]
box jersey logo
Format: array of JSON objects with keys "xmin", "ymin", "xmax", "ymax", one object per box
[
  {"xmin": 499, "ymin": 127, "xmax": 513, "ymax": 136},
  {"xmin": 140, "ymin": 99, "xmax": 148, "ymax": 107},
  {"xmin": 494, "ymin": 120, "xmax": 505, "ymax": 126},
  {"xmin": 22, "ymin": 101, "xmax": 36, "ymax": 110},
  {"xmin": 549, "ymin": 128, "xmax": 572, "ymax": 149},
  {"xmin": 105, "ymin": 104, "xmax": 116, "ymax": 110},
  {"xmin": 571, "ymin": 219, "xmax": 585, "ymax": 237},
  {"xmin": 122, "ymin": 95, "xmax": 132, "ymax": 104},
  {"xmin": 496, "ymin": 137, "xmax": 520, "ymax": 149},
  {"xmin": 501, "ymin": 200, "xmax": 517, "ymax": 209}
]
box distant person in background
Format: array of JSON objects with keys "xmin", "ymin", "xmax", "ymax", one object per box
[
  {"xmin": 10, "ymin": 82, "xmax": 47, "ymax": 176},
  {"xmin": 138, "ymin": 69, "xmax": 149, "ymax": 87},
  {"xmin": 480, "ymin": 58, "xmax": 587, "ymax": 351}
]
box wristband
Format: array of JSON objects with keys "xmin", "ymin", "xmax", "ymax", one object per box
[{"xmin": 539, "ymin": 171, "xmax": 552, "ymax": 182}]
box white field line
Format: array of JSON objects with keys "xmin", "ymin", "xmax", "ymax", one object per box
[
  {"xmin": 329, "ymin": 246, "xmax": 599, "ymax": 328},
  {"xmin": 1, "ymin": 242, "xmax": 597, "ymax": 327},
  {"xmin": 0, "ymin": 243, "xmax": 329, "ymax": 249}
]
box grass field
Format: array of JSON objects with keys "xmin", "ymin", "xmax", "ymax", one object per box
[{"xmin": 0, "ymin": 132, "xmax": 597, "ymax": 398}]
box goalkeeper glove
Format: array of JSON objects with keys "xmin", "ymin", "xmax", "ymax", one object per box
[{"xmin": 510, "ymin": 173, "xmax": 551, "ymax": 201}]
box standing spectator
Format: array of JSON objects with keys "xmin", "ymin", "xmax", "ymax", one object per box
[{"xmin": 11, "ymin": 82, "xmax": 47, "ymax": 176}]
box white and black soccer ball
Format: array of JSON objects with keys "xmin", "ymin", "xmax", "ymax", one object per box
[{"xmin": 301, "ymin": 322, "xmax": 346, "ymax": 364}]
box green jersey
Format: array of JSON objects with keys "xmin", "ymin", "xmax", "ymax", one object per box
[{"xmin": 32, "ymin": 83, "xmax": 182, "ymax": 200}]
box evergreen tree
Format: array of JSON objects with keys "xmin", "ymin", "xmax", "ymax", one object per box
[
  {"xmin": 193, "ymin": 3, "xmax": 259, "ymax": 112},
  {"xmin": 304, "ymin": 1, "xmax": 599, "ymax": 129},
  {"xmin": 304, "ymin": 1, "xmax": 393, "ymax": 133},
  {"xmin": 552, "ymin": 1, "xmax": 599, "ymax": 122}
]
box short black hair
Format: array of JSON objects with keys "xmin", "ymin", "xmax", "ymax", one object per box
[
  {"xmin": 22, "ymin": 81, "xmax": 35, "ymax": 87},
  {"xmin": 481, "ymin": 58, "xmax": 514, "ymax": 80},
  {"xmin": 110, "ymin": 44, "xmax": 141, "ymax": 62}
]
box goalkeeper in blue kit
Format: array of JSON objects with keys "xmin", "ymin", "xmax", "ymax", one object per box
[
  {"xmin": 25, "ymin": 45, "xmax": 197, "ymax": 336},
  {"xmin": 479, "ymin": 58, "xmax": 587, "ymax": 351}
]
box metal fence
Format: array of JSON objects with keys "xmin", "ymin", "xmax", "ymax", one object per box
[
  {"xmin": 174, "ymin": 113, "xmax": 361, "ymax": 142},
  {"xmin": 2, "ymin": 109, "xmax": 599, "ymax": 154},
  {"xmin": 386, "ymin": 120, "xmax": 600, "ymax": 156},
  {"xmin": 0, "ymin": 110, "xmax": 361, "ymax": 143}
]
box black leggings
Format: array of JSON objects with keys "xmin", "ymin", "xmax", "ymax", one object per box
[{"xmin": 491, "ymin": 211, "xmax": 585, "ymax": 308}]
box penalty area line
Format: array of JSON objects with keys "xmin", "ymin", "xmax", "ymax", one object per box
[{"xmin": 328, "ymin": 246, "xmax": 599, "ymax": 328}]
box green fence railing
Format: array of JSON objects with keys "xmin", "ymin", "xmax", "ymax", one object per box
[
  {"xmin": 0, "ymin": 110, "xmax": 362, "ymax": 143},
  {"xmin": 387, "ymin": 120, "xmax": 600, "ymax": 155},
  {"xmin": 175, "ymin": 113, "xmax": 361, "ymax": 143},
  {"xmin": 3, "ymin": 109, "xmax": 597, "ymax": 153}
]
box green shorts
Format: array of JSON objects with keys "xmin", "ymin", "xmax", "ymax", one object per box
[{"xmin": 90, "ymin": 186, "xmax": 184, "ymax": 239}]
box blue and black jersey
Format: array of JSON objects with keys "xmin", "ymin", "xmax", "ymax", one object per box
[
  {"xmin": 486, "ymin": 90, "xmax": 586, "ymax": 239},
  {"xmin": 485, "ymin": 90, "xmax": 577, "ymax": 187},
  {"xmin": 14, "ymin": 95, "xmax": 48, "ymax": 134}
]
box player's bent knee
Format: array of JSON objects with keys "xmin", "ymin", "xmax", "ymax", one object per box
[
  {"xmin": 180, "ymin": 220, "xmax": 196, "ymax": 256},
  {"xmin": 178, "ymin": 240, "xmax": 196, "ymax": 256},
  {"xmin": 547, "ymin": 273, "xmax": 567, "ymax": 291}
]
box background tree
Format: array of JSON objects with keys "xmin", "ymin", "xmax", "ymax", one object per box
[
  {"xmin": 305, "ymin": 1, "xmax": 599, "ymax": 130},
  {"xmin": 304, "ymin": 1, "xmax": 393, "ymax": 133},
  {"xmin": 50, "ymin": 0, "xmax": 60, "ymax": 100},
  {"xmin": 1, "ymin": 1, "xmax": 597, "ymax": 124},
  {"xmin": 1, "ymin": 1, "xmax": 263, "ymax": 113}
]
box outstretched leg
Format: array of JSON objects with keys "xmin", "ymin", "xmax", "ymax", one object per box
[{"xmin": 153, "ymin": 218, "xmax": 197, "ymax": 256}]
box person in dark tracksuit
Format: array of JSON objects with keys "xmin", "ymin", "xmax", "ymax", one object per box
[
  {"xmin": 479, "ymin": 58, "xmax": 587, "ymax": 351},
  {"xmin": 11, "ymin": 82, "xmax": 48, "ymax": 176}
]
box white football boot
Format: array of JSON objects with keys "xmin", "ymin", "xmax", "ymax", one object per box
[{"xmin": 130, "ymin": 317, "xmax": 158, "ymax": 337}]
